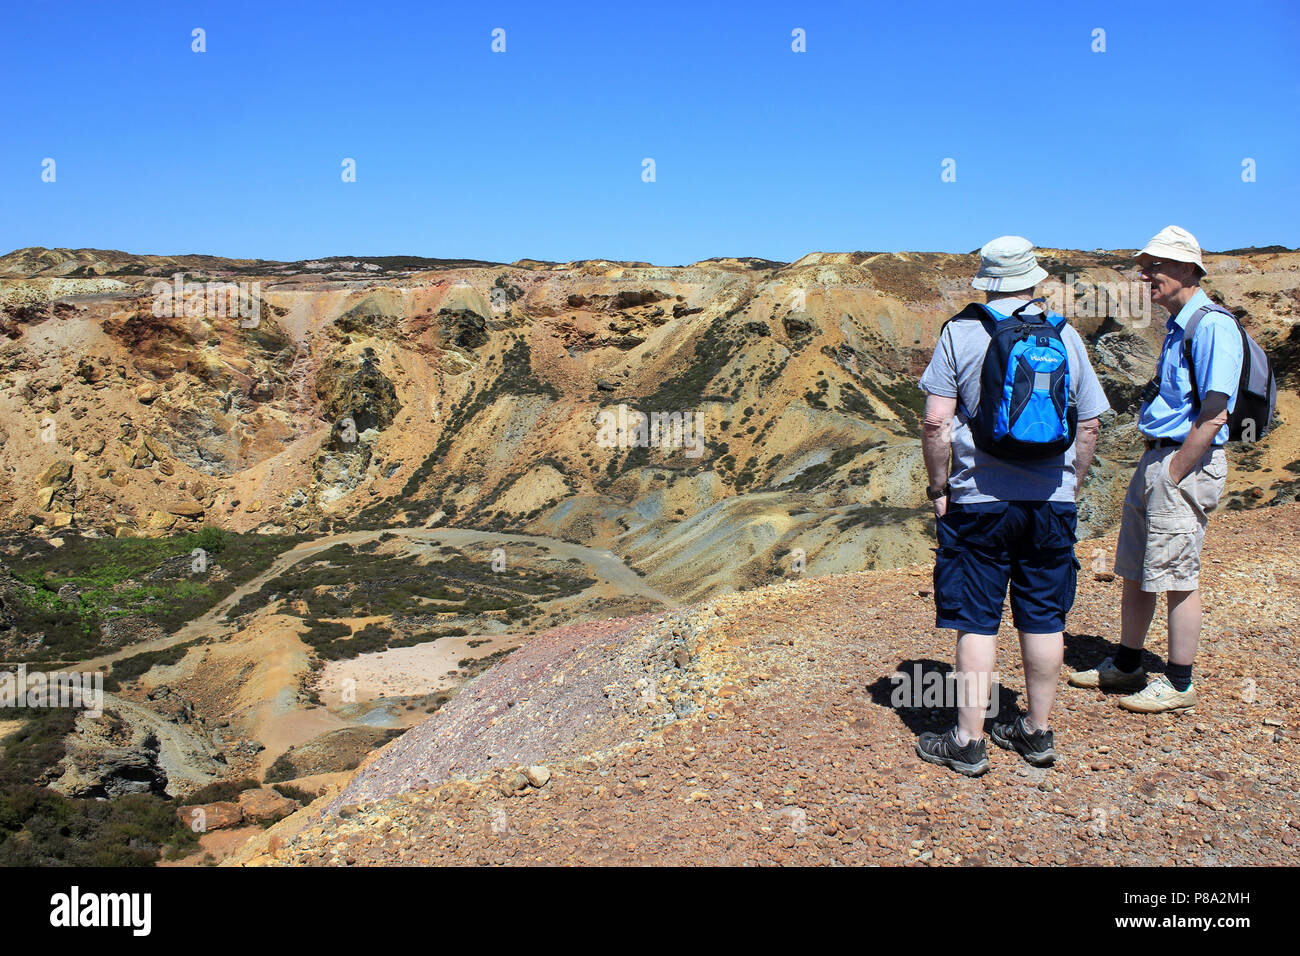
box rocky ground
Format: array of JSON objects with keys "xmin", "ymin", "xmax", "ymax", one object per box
[{"xmin": 238, "ymin": 501, "xmax": 1300, "ymax": 866}]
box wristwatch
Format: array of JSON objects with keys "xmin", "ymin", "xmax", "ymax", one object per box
[{"xmin": 926, "ymin": 482, "xmax": 950, "ymax": 501}]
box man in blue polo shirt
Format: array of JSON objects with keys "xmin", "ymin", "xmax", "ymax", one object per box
[{"xmin": 1069, "ymin": 226, "xmax": 1242, "ymax": 714}]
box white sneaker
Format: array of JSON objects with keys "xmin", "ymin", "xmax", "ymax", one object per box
[
  {"xmin": 1118, "ymin": 674, "xmax": 1198, "ymax": 714},
  {"xmin": 1068, "ymin": 655, "xmax": 1147, "ymax": 691}
]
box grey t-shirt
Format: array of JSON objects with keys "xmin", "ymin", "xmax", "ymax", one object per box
[{"xmin": 918, "ymin": 297, "xmax": 1111, "ymax": 504}]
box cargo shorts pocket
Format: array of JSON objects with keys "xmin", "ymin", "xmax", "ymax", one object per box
[
  {"xmin": 934, "ymin": 544, "xmax": 1005, "ymax": 632},
  {"xmin": 1040, "ymin": 501, "xmax": 1078, "ymax": 550},
  {"xmin": 1066, "ymin": 550, "xmax": 1081, "ymax": 609},
  {"xmin": 1144, "ymin": 529, "xmax": 1200, "ymax": 586},
  {"xmin": 1144, "ymin": 502, "xmax": 1200, "ymax": 585},
  {"xmin": 936, "ymin": 502, "xmax": 1010, "ymax": 550},
  {"xmin": 1048, "ymin": 549, "xmax": 1082, "ymax": 624},
  {"xmin": 1151, "ymin": 458, "xmax": 1197, "ymax": 525},
  {"xmin": 933, "ymin": 546, "xmax": 967, "ymax": 620},
  {"xmin": 1148, "ymin": 510, "xmax": 1196, "ymax": 535},
  {"xmin": 1196, "ymin": 451, "xmax": 1227, "ymax": 513}
]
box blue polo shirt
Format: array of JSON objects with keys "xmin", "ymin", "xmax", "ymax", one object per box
[{"xmin": 1138, "ymin": 289, "xmax": 1242, "ymax": 445}]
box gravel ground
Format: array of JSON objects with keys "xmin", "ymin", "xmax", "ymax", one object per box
[
  {"xmin": 251, "ymin": 502, "xmax": 1300, "ymax": 866},
  {"xmin": 317, "ymin": 610, "xmax": 714, "ymax": 816}
]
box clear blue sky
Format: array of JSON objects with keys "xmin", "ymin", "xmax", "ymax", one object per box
[{"xmin": 2, "ymin": 0, "xmax": 1297, "ymax": 264}]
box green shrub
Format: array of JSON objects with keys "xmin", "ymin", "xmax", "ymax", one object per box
[
  {"xmin": 5, "ymin": 530, "xmax": 301, "ymax": 664},
  {"xmin": 188, "ymin": 525, "xmax": 227, "ymax": 554},
  {"xmin": 0, "ymin": 708, "xmax": 200, "ymax": 866},
  {"xmin": 272, "ymin": 783, "xmax": 316, "ymax": 803},
  {"xmin": 183, "ymin": 777, "xmax": 260, "ymax": 805},
  {"xmin": 108, "ymin": 641, "xmax": 198, "ymax": 686}
]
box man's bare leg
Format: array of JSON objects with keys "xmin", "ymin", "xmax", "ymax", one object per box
[
  {"xmin": 1019, "ymin": 630, "xmax": 1063, "ymax": 731},
  {"xmin": 1167, "ymin": 587, "xmax": 1201, "ymax": 666},
  {"xmin": 1120, "ymin": 577, "xmax": 1158, "ymax": 651},
  {"xmin": 955, "ymin": 631, "xmax": 996, "ymax": 744}
]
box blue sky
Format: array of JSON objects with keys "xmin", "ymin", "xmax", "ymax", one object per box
[{"xmin": 2, "ymin": 0, "xmax": 1297, "ymax": 263}]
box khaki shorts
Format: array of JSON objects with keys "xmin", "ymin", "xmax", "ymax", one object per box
[{"xmin": 1114, "ymin": 445, "xmax": 1226, "ymax": 592}]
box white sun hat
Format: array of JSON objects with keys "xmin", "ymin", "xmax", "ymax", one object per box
[
  {"xmin": 970, "ymin": 235, "xmax": 1050, "ymax": 292},
  {"xmin": 1135, "ymin": 225, "xmax": 1205, "ymax": 274}
]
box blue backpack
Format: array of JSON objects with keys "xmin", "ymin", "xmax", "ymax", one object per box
[{"xmin": 944, "ymin": 299, "xmax": 1079, "ymax": 461}]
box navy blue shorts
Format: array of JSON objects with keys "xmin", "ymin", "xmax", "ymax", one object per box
[{"xmin": 933, "ymin": 500, "xmax": 1080, "ymax": 634}]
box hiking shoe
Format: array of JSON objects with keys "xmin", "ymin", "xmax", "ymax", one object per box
[
  {"xmin": 1068, "ymin": 655, "xmax": 1147, "ymax": 691},
  {"xmin": 991, "ymin": 715, "xmax": 1056, "ymax": 766},
  {"xmin": 915, "ymin": 727, "xmax": 989, "ymax": 777},
  {"xmin": 1118, "ymin": 674, "xmax": 1198, "ymax": 714}
]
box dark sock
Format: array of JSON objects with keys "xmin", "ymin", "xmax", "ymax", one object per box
[
  {"xmin": 1114, "ymin": 646, "xmax": 1142, "ymax": 673},
  {"xmin": 1166, "ymin": 662, "xmax": 1193, "ymax": 692}
]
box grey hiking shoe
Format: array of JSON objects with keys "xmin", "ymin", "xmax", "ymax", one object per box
[
  {"xmin": 1068, "ymin": 655, "xmax": 1147, "ymax": 691},
  {"xmin": 915, "ymin": 727, "xmax": 990, "ymax": 777},
  {"xmin": 991, "ymin": 715, "xmax": 1055, "ymax": 766}
]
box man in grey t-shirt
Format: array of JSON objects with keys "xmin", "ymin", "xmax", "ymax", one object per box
[{"xmin": 913, "ymin": 236, "xmax": 1110, "ymax": 777}]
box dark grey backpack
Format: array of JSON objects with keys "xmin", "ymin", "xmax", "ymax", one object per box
[{"xmin": 1184, "ymin": 303, "xmax": 1277, "ymax": 442}]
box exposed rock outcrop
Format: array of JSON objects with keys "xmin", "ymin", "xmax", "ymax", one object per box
[
  {"xmin": 50, "ymin": 694, "xmax": 225, "ymax": 799},
  {"xmin": 316, "ymin": 347, "xmax": 399, "ymax": 446}
]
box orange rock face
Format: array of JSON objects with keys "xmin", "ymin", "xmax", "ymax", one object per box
[
  {"xmin": 237, "ymin": 789, "xmax": 300, "ymax": 824},
  {"xmin": 176, "ymin": 801, "xmax": 243, "ymax": 832}
]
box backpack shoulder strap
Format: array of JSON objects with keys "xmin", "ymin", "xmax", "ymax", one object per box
[
  {"xmin": 947, "ymin": 302, "xmax": 998, "ymax": 323},
  {"xmin": 1181, "ymin": 302, "xmax": 1238, "ymax": 408},
  {"xmin": 1183, "ymin": 302, "xmax": 1236, "ymax": 345},
  {"xmin": 935, "ymin": 304, "xmax": 1000, "ymax": 423},
  {"xmin": 937, "ymin": 302, "xmax": 998, "ymax": 339}
]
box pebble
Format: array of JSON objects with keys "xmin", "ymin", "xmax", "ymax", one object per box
[{"xmin": 525, "ymin": 766, "xmax": 551, "ymax": 788}]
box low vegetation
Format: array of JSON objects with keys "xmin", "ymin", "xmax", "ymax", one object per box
[
  {"xmin": 2, "ymin": 528, "xmax": 301, "ymax": 664},
  {"xmin": 0, "ymin": 706, "xmax": 200, "ymax": 866},
  {"xmin": 226, "ymin": 541, "xmax": 593, "ymax": 660}
]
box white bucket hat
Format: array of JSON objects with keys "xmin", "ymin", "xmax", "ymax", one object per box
[
  {"xmin": 1135, "ymin": 225, "xmax": 1205, "ymax": 274},
  {"xmin": 970, "ymin": 235, "xmax": 1050, "ymax": 292}
]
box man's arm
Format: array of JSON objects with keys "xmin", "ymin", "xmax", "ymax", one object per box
[
  {"xmin": 1063, "ymin": 325, "xmax": 1110, "ymax": 502},
  {"xmin": 1073, "ymin": 416, "xmax": 1101, "ymax": 501},
  {"xmin": 922, "ymin": 393, "xmax": 957, "ymax": 517},
  {"xmin": 1170, "ymin": 313, "xmax": 1239, "ymax": 482},
  {"xmin": 1169, "ymin": 391, "xmax": 1228, "ymax": 483}
]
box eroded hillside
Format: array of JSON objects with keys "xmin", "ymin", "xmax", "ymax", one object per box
[{"xmin": 3, "ymin": 245, "xmax": 1297, "ymax": 606}]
